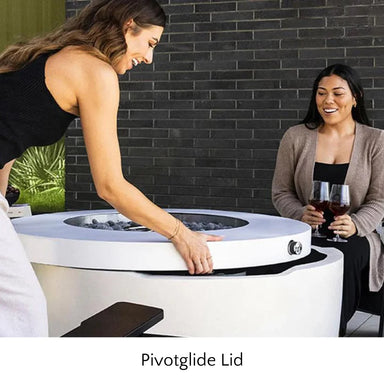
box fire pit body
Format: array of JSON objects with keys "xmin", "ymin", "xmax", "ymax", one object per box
[{"xmin": 13, "ymin": 209, "xmax": 343, "ymax": 336}]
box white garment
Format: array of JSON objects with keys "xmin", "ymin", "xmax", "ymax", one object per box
[{"xmin": 0, "ymin": 193, "xmax": 48, "ymax": 336}]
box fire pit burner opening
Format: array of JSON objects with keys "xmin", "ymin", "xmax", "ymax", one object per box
[{"xmin": 63, "ymin": 212, "xmax": 249, "ymax": 232}]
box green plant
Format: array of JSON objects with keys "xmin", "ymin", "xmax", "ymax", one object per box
[{"xmin": 9, "ymin": 138, "xmax": 65, "ymax": 212}]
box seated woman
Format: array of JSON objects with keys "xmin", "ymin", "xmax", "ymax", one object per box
[{"xmin": 272, "ymin": 64, "xmax": 384, "ymax": 335}]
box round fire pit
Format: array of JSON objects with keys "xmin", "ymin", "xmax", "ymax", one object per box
[
  {"xmin": 13, "ymin": 209, "xmax": 343, "ymax": 337},
  {"xmin": 13, "ymin": 209, "xmax": 311, "ymax": 271}
]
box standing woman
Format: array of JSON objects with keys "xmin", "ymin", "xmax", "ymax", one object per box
[
  {"xmin": 272, "ymin": 64, "xmax": 384, "ymax": 335},
  {"xmin": 0, "ymin": 0, "xmax": 221, "ymax": 336}
]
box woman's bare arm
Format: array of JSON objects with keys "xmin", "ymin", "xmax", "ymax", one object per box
[
  {"xmin": 71, "ymin": 54, "xmax": 222, "ymax": 273},
  {"xmin": 0, "ymin": 159, "xmax": 15, "ymax": 196}
]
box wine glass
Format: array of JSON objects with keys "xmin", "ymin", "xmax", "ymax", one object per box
[
  {"xmin": 327, "ymin": 184, "xmax": 350, "ymax": 243},
  {"xmin": 309, "ymin": 180, "xmax": 329, "ymax": 238}
]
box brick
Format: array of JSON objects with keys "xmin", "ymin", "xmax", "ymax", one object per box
[
  {"xmin": 170, "ymin": 32, "xmax": 209, "ymax": 43},
  {"xmin": 212, "ymin": 50, "xmax": 254, "ymax": 61},
  {"xmin": 327, "ymin": 16, "xmax": 373, "ymax": 27},
  {"xmin": 155, "ymin": 119, "xmax": 194, "ymax": 129},
  {"xmin": 237, "ymin": 120, "xmax": 279, "ymax": 130},
  {"xmin": 195, "ymin": 80, "xmax": 236, "ymax": 90},
  {"xmin": 247, "ymin": 49, "xmax": 298, "ymax": 60},
  {"xmin": 347, "ymin": 47, "xmax": 384, "ymax": 57},
  {"xmin": 237, "ymin": 40, "xmax": 280, "ymax": 50},
  {"xmin": 170, "ymin": 167, "xmax": 211, "ymax": 177},
  {"xmin": 299, "ymin": 7, "xmax": 344, "ymax": 18},
  {"xmin": 211, "ymin": 110, "xmax": 253, "ymax": 119},
  {"xmin": 154, "ymin": 61, "xmax": 194, "ymax": 71},
  {"xmin": 281, "ymin": 18, "xmax": 325, "ymax": 29},
  {"xmin": 282, "ymin": 39, "xmax": 326, "ymax": 49},
  {"xmin": 194, "ymin": 100, "xmax": 236, "ymax": 109},
  {"xmin": 211, "ymin": 169, "xmax": 253, "ymax": 178},
  {"xmin": 328, "ymin": 0, "xmax": 373, "ymax": 5},
  {"xmin": 216, "ymin": 29, "xmax": 261, "ymax": 42},
  {"xmin": 169, "ymin": 129, "xmax": 209, "ymax": 139},
  {"xmin": 238, "ymin": 60, "xmax": 280, "ymax": 70},
  {"xmin": 253, "ymin": 29, "xmax": 297, "ymax": 40},
  {"xmin": 170, "ymin": 13, "xmax": 210, "ymax": 23},
  {"xmin": 195, "ymin": 158, "xmax": 236, "ymax": 168},
  {"xmin": 170, "ymin": 71, "xmax": 210, "ymax": 81},
  {"xmin": 194, "ymin": 41, "xmax": 236, "ymax": 51},
  {"xmin": 195, "ymin": 138, "xmax": 235, "ymax": 148},
  {"xmin": 194, "ymin": 119, "xmax": 236, "ymax": 129},
  {"xmin": 254, "ymin": 9, "xmax": 298, "ymax": 19},
  {"xmin": 327, "ymin": 37, "xmax": 374, "ymax": 48},
  {"xmin": 154, "ymin": 100, "xmax": 193, "ymax": 109},
  {"xmin": 238, "ymin": 20, "xmax": 281, "ymax": 30},
  {"xmin": 155, "ymin": 158, "xmax": 195, "ymax": 167},
  {"xmin": 155, "ymin": 81, "xmax": 194, "ymax": 90},
  {"xmin": 194, "ymin": 196, "xmax": 238, "ymax": 207},
  {"xmin": 298, "ymin": 28, "xmax": 344, "ymax": 39},
  {"xmin": 162, "ymin": 4, "xmax": 194, "ymax": 14},
  {"xmin": 210, "ymin": 149, "xmax": 252, "ymax": 159},
  {"xmin": 238, "ymin": 1, "xmax": 280, "ymax": 11},
  {"xmin": 299, "ymin": 48, "xmax": 345, "ymax": 58},
  {"xmin": 170, "ymin": 110, "xmax": 210, "ymax": 119},
  {"xmin": 195, "ymin": 61, "xmax": 237, "ymax": 70},
  {"xmin": 169, "ymin": 148, "xmax": 210, "ymax": 157},
  {"xmin": 282, "ymin": 58, "xmax": 327, "ymax": 69},
  {"xmin": 169, "ymin": 52, "xmax": 210, "ymax": 62},
  {"xmin": 195, "ymin": 2, "xmax": 236, "ymax": 13},
  {"xmin": 213, "ymin": 11, "xmax": 255, "ymax": 22},
  {"xmin": 238, "ymin": 100, "xmax": 279, "ymax": 110},
  {"xmin": 237, "ymin": 80, "xmax": 280, "ymax": 90},
  {"xmin": 211, "ymin": 70, "xmax": 253, "ymax": 80},
  {"xmin": 346, "ymin": 26, "xmax": 384, "ymax": 37},
  {"xmin": 130, "ymin": 110, "xmax": 169, "ymax": 120},
  {"xmin": 281, "ymin": 0, "xmax": 326, "ymax": 7}
]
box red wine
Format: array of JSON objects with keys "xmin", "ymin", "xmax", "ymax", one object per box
[
  {"xmin": 309, "ymin": 199, "xmax": 328, "ymax": 211},
  {"xmin": 329, "ymin": 202, "xmax": 350, "ymax": 216}
]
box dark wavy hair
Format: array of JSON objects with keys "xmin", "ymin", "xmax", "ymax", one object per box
[
  {"xmin": 0, "ymin": 0, "xmax": 166, "ymax": 73},
  {"xmin": 301, "ymin": 64, "xmax": 371, "ymax": 129}
]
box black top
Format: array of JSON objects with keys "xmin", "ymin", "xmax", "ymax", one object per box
[
  {"xmin": 313, "ymin": 162, "xmax": 349, "ymax": 186},
  {"xmin": 313, "ymin": 162, "xmax": 349, "ymax": 236},
  {"xmin": 0, "ymin": 53, "xmax": 77, "ymax": 169}
]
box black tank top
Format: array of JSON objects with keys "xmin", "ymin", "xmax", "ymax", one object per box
[{"xmin": 0, "ymin": 53, "xmax": 77, "ymax": 169}]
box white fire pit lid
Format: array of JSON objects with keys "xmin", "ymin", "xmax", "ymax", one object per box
[{"xmin": 13, "ymin": 209, "xmax": 311, "ymax": 271}]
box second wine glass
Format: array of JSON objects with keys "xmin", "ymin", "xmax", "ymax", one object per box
[
  {"xmin": 327, "ymin": 184, "xmax": 351, "ymax": 243},
  {"xmin": 309, "ymin": 180, "xmax": 329, "ymax": 238}
]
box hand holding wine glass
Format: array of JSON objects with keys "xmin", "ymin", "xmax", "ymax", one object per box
[
  {"xmin": 309, "ymin": 180, "xmax": 329, "ymax": 238},
  {"xmin": 327, "ymin": 184, "xmax": 351, "ymax": 243}
]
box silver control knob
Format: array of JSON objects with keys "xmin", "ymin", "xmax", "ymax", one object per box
[{"xmin": 288, "ymin": 240, "xmax": 302, "ymax": 255}]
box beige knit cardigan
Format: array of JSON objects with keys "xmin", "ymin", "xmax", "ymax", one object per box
[{"xmin": 272, "ymin": 123, "xmax": 384, "ymax": 291}]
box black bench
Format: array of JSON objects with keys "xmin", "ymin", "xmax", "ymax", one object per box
[{"xmin": 62, "ymin": 302, "xmax": 164, "ymax": 337}]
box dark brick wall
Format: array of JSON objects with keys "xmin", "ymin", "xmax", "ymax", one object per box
[{"xmin": 65, "ymin": 0, "xmax": 384, "ymax": 214}]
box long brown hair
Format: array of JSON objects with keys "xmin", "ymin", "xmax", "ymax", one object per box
[{"xmin": 0, "ymin": 0, "xmax": 166, "ymax": 73}]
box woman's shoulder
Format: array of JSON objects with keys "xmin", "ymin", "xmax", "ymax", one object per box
[
  {"xmin": 45, "ymin": 47, "xmax": 119, "ymax": 113},
  {"xmin": 51, "ymin": 47, "xmax": 118, "ymax": 83},
  {"xmin": 357, "ymin": 123, "xmax": 384, "ymax": 142},
  {"xmin": 285, "ymin": 123, "xmax": 312, "ymax": 133},
  {"xmin": 281, "ymin": 123, "xmax": 315, "ymax": 141},
  {"xmin": 356, "ymin": 123, "xmax": 384, "ymax": 158}
]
